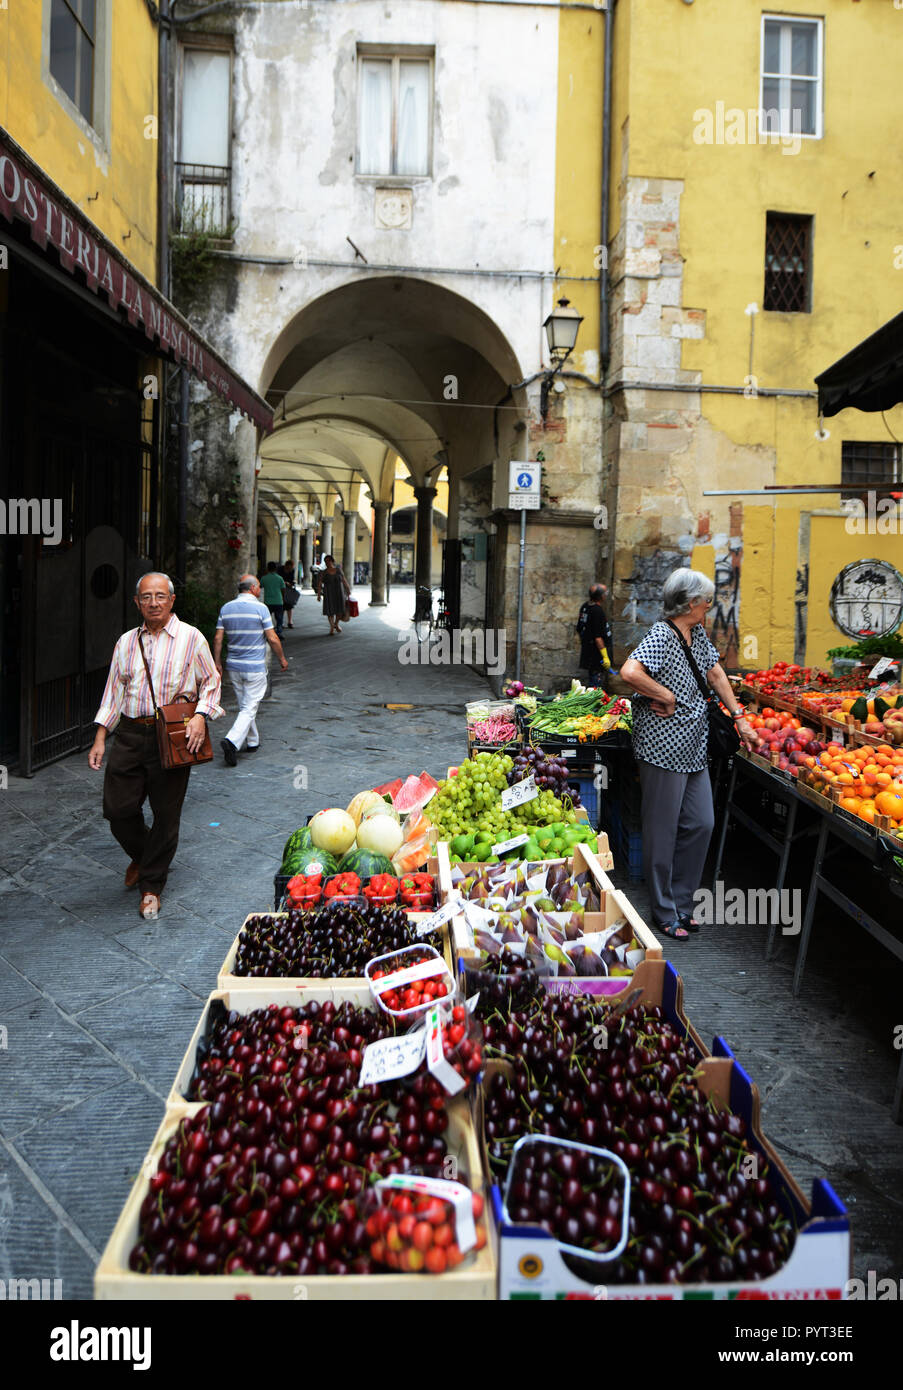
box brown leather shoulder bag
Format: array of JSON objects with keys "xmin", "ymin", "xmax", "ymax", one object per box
[{"xmin": 138, "ymin": 634, "xmax": 213, "ymax": 769}]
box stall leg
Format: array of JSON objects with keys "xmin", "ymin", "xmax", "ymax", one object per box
[
  {"xmin": 710, "ymin": 759, "xmax": 737, "ymax": 887},
  {"xmin": 765, "ymin": 796, "xmax": 799, "ymax": 962},
  {"xmin": 792, "ymin": 816, "xmax": 830, "ymax": 998}
]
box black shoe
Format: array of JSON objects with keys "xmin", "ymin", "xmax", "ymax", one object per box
[
  {"xmin": 678, "ymin": 912, "xmax": 701, "ymax": 933},
  {"xmin": 221, "ymin": 738, "xmax": 238, "ymax": 767},
  {"xmin": 245, "ymin": 745, "xmax": 259, "ymax": 753}
]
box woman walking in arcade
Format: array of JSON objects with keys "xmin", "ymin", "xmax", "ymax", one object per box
[{"xmin": 321, "ymin": 554, "xmax": 351, "ymax": 635}]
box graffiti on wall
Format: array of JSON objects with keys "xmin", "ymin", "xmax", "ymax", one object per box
[
  {"xmin": 710, "ymin": 545, "xmax": 741, "ymax": 669},
  {"xmin": 794, "ymin": 564, "xmax": 809, "ymax": 665}
]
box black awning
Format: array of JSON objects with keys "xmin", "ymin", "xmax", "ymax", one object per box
[{"xmin": 815, "ymin": 310, "xmax": 903, "ymax": 417}]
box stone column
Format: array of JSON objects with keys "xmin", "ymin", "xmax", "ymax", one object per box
[
  {"xmin": 321, "ymin": 516, "xmax": 334, "ymax": 558},
  {"xmin": 370, "ymin": 500, "xmax": 391, "ymax": 606},
  {"xmin": 278, "ymin": 522, "xmax": 289, "ymax": 564},
  {"xmin": 413, "ymin": 485, "xmax": 437, "ymax": 600},
  {"xmin": 342, "ymin": 510, "xmax": 358, "ymax": 582},
  {"xmin": 302, "ymin": 524, "xmax": 316, "ymax": 585},
  {"xmin": 290, "ymin": 524, "xmax": 302, "ymax": 575}
]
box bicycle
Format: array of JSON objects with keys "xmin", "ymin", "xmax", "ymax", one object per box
[
  {"xmin": 413, "ymin": 585, "xmax": 454, "ymax": 645},
  {"xmin": 413, "ymin": 585, "xmax": 435, "ymax": 645}
]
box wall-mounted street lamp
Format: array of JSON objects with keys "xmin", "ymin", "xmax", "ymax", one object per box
[{"xmin": 540, "ymin": 298, "xmax": 584, "ymax": 422}]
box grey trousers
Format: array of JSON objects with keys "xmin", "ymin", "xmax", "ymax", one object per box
[{"xmin": 637, "ymin": 759, "xmax": 715, "ymax": 928}]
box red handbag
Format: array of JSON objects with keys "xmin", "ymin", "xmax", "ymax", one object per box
[{"xmin": 347, "ymin": 599, "xmax": 359, "ymax": 618}]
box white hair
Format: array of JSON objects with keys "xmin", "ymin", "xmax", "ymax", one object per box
[
  {"xmin": 135, "ymin": 572, "xmax": 174, "ymax": 596},
  {"xmin": 662, "ymin": 568, "xmax": 715, "ymax": 618}
]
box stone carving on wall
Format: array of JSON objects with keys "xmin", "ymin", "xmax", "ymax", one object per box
[{"xmin": 374, "ymin": 188, "xmax": 413, "ymax": 230}]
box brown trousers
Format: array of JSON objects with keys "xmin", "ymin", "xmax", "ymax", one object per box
[{"xmin": 102, "ymin": 720, "xmax": 191, "ymax": 896}]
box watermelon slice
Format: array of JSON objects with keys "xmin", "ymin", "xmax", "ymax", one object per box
[
  {"xmin": 372, "ymin": 778, "xmax": 403, "ymax": 801},
  {"xmin": 394, "ymin": 772, "xmax": 439, "ymax": 814}
]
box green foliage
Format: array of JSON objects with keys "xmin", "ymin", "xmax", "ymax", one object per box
[
  {"xmin": 171, "ymin": 224, "xmax": 235, "ymax": 303},
  {"xmin": 826, "ymin": 631, "xmax": 903, "ymax": 660}
]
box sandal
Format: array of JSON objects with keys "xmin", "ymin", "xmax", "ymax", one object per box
[
  {"xmin": 658, "ymin": 920, "xmax": 690, "ymax": 942},
  {"xmin": 678, "ymin": 912, "xmax": 701, "ymax": 934}
]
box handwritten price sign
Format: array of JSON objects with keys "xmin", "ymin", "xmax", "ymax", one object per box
[
  {"xmin": 501, "ymin": 776, "xmax": 538, "ymax": 812},
  {"xmin": 358, "ymin": 1030, "xmax": 426, "ymax": 1086}
]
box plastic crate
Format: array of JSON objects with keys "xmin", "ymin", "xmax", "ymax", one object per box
[
  {"xmin": 273, "ymin": 872, "xmax": 289, "ymax": 910},
  {"xmin": 619, "ymin": 827, "xmax": 644, "ymax": 883},
  {"xmin": 564, "ymin": 773, "xmax": 600, "ymax": 830}
]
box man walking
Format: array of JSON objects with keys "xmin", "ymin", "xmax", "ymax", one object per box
[
  {"xmin": 213, "ymin": 574, "xmax": 288, "ymax": 765},
  {"xmin": 260, "ymin": 561, "xmax": 286, "ymax": 636},
  {"xmin": 88, "ymin": 572, "xmax": 223, "ymax": 920},
  {"xmin": 578, "ymin": 583, "xmax": 613, "ymax": 690}
]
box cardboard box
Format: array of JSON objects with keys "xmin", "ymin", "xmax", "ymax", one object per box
[
  {"xmin": 436, "ymin": 841, "xmax": 658, "ymax": 973},
  {"xmin": 95, "ymin": 1098, "xmax": 496, "ymax": 1301},
  {"xmin": 475, "ymin": 960, "xmax": 851, "ymax": 1301},
  {"xmin": 216, "ymin": 912, "xmax": 454, "ymax": 992}
]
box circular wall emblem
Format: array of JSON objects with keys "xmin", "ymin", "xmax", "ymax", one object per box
[
  {"xmin": 829, "ymin": 559, "xmax": 903, "ymax": 639},
  {"xmin": 518, "ymin": 1254, "xmax": 543, "ymax": 1279}
]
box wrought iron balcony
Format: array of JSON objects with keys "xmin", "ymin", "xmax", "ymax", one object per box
[{"xmin": 174, "ymin": 162, "xmax": 232, "ymax": 237}]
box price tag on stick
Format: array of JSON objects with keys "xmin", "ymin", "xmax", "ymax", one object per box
[
  {"xmin": 413, "ymin": 897, "xmax": 462, "ymax": 938},
  {"xmin": 501, "ymin": 776, "xmax": 538, "ymax": 812},
  {"xmin": 868, "ymin": 657, "xmax": 896, "ymax": 681},
  {"xmin": 491, "ymin": 833, "xmax": 529, "ymax": 857}
]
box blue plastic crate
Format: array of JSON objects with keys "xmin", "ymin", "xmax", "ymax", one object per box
[
  {"xmin": 619, "ymin": 827, "xmax": 644, "ymax": 883},
  {"xmin": 564, "ymin": 773, "xmax": 600, "ymax": 829}
]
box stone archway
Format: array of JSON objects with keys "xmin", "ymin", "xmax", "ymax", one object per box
[{"xmin": 255, "ymin": 276, "xmax": 529, "ymax": 622}]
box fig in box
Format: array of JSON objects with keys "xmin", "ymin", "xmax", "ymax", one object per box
[
  {"xmin": 475, "ymin": 961, "xmax": 850, "ymax": 1300},
  {"xmin": 436, "ymin": 843, "xmax": 660, "ymax": 975}
]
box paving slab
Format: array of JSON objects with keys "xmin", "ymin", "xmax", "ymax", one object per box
[
  {"xmin": 12, "ymin": 1081, "xmax": 164, "ymax": 1257},
  {"xmin": 0, "ymin": 1143, "xmax": 96, "ymax": 1301},
  {"xmin": 75, "ymin": 978, "xmax": 206, "ymax": 1100},
  {"xmin": 0, "ymin": 997, "xmax": 127, "ymax": 1140}
]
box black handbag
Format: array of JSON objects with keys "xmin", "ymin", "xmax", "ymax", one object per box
[{"xmin": 665, "ymin": 619, "xmax": 740, "ymax": 760}]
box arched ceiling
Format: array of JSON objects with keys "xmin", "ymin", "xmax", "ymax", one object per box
[{"xmin": 257, "ymin": 277, "xmax": 528, "ymax": 519}]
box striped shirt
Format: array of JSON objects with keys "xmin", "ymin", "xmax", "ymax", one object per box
[
  {"xmin": 216, "ymin": 593, "xmax": 274, "ymax": 672},
  {"xmin": 94, "ymin": 614, "xmax": 224, "ymax": 731}
]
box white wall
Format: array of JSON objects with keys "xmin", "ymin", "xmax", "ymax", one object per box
[{"xmin": 217, "ymin": 0, "xmax": 560, "ymax": 391}]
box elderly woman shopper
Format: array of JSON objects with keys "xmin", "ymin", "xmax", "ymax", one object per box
[
  {"xmin": 619, "ymin": 568, "xmax": 755, "ymax": 942},
  {"xmin": 320, "ymin": 554, "xmax": 351, "ymax": 635}
]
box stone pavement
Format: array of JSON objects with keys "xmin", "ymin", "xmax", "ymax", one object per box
[{"xmin": 0, "ymin": 588, "xmax": 900, "ymax": 1298}]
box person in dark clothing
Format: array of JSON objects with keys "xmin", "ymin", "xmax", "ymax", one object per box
[{"xmin": 578, "ymin": 583, "xmax": 613, "ymax": 689}]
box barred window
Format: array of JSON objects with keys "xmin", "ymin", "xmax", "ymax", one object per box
[
  {"xmin": 764, "ymin": 212, "xmax": 812, "ymax": 313},
  {"xmin": 841, "ymin": 442, "xmax": 902, "ymax": 502}
]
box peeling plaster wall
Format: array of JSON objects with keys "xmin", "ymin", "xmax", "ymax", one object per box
[
  {"xmin": 608, "ymin": 173, "xmax": 775, "ymax": 666},
  {"xmin": 213, "ymin": 0, "xmax": 560, "ymax": 396}
]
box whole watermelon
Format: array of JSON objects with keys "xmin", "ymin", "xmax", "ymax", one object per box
[
  {"xmin": 337, "ymin": 848, "xmax": 395, "ymax": 880},
  {"xmin": 280, "ymin": 826, "xmax": 313, "ymax": 873},
  {"xmin": 284, "ymin": 845, "xmax": 339, "ymax": 878}
]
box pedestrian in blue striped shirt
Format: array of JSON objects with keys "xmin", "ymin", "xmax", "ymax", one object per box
[{"xmin": 213, "ymin": 575, "xmax": 288, "ymax": 765}]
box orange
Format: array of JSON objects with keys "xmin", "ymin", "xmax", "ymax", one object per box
[
  {"xmin": 839, "ymin": 796, "xmax": 861, "ymax": 812},
  {"xmin": 858, "ymin": 804, "xmax": 876, "ymax": 823},
  {"xmin": 875, "ymin": 791, "xmax": 903, "ymax": 820}
]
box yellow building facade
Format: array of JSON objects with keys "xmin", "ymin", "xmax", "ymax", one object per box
[
  {"xmin": 0, "ymin": 0, "xmax": 158, "ymax": 279},
  {"xmin": 552, "ymin": 0, "xmax": 903, "ymax": 670}
]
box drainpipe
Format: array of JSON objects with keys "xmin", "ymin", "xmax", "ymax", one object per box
[
  {"xmin": 178, "ymin": 366, "xmax": 189, "ymax": 589},
  {"xmin": 600, "ymin": 1, "xmax": 617, "ymax": 612},
  {"xmin": 158, "ymin": 0, "xmax": 172, "ymax": 297}
]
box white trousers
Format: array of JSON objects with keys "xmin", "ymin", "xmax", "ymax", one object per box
[{"xmin": 225, "ymin": 669, "xmax": 268, "ymax": 750}]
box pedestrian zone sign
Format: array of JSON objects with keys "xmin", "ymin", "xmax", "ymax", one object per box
[{"xmin": 509, "ymin": 461, "xmax": 541, "ymax": 510}]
